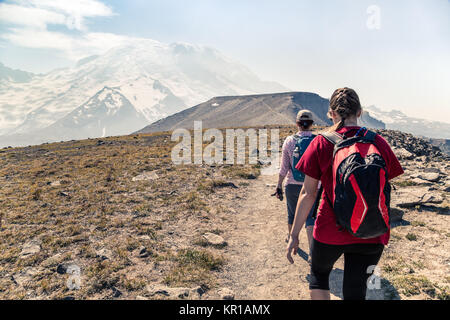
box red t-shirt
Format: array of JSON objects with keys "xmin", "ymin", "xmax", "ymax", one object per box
[{"xmin": 296, "ymin": 126, "xmax": 404, "ymax": 245}]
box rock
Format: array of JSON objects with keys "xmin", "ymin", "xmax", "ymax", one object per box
[
  {"xmin": 416, "ymin": 172, "xmax": 440, "ymax": 182},
  {"xmin": 393, "ymin": 148, "xmax": 414, "ymax": 160},
  {"xmin": 20, "ymin": 239, "xmax": 41, "ymax": 257},
  {"xmin": 56, "ymin": 264, "xmax": 68, "ymax": 274},
  {"xmin": 96, "ymin": 248, "xmax": 112, "ymax": 261},
  {"xmin": 56, "ymin": 262, "xmax": 79, "ymax": 275},
  {"xmin": 415, "ymin": 156, "xmax": 427, "ymax": 162},
  {"xmin": 132, "ymin": 171, "xmax": 159, "ymax": 182},
  {"xmin": 12, "ymin": 267, "xmax": 39, "ymax": 286},
  {"xmin": 402, "ymin": 267, "xmax": 415, "ymax": 274},
  {"xmin": 136, "ymin": 295, "xmax": 148, "ymax": 300},
  {"xmin": 190, "ymin": 285, "xmax": 207, "ymax": 299},
  {"xmin": 138, "ymin": 246, "xmax": 151, "ymax": 258},
  {"xmin": 50, "ymin": 180, "xmax": 61, "ymax": 186},
  {"xmin": 257, "ymin": 159, "xmax": 271, "ymax": 166},
  {"xmin": 218, "ymin": 288, "xmax": 235, "ymax": 300},
  {"xmin": 147, "ymin": 285, "xmax": 190, "ymax": 299},
  {"xmin": 41, "ymin": 253, "xmax": 62, "ymax": 268},
  {"xmin": 392, "ymin": 187, "xmax": 444, "ymax": 208},
  {"xmin": 58, "ymin": 191, "xmax": 70, "ymax": 197},
  {"xmin": 202, "ymin": 233, "xmax": 227, "ymax": 246},
  {"xmin": 423, "ymin": 167, "xmax": 441, "ymax": 173},
  {"xmin": 112, "ymin": 287, "xmax": 122, "ymax": 298}
]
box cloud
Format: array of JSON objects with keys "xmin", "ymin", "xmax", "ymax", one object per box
[
  {"xmin": 0, "ymin": 0, "xmax": 122, "ymax": 59},
  {"xmin": 27, "ymin": 0, "xmax": 115, "ymax": 31},
  {"xmin": 0, "ymin": 3, "xmax": 66, "ymax": 29},
  {"xmin": 1, "ymin": 28, "xmax": 137, "ymax": 60}
]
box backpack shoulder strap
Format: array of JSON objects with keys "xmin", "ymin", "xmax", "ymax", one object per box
[
  {"xmin": 362, "ymin": 129, "xmax": 377, "ymax": 142},
  {"xmin": 319, "ymin": 131, "xmax": 344, "ymax": 145},
  {"xmin": 291, "ymin": 134, "xmax": 301, "ymax": 143}
]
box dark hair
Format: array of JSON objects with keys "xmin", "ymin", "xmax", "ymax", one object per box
[
  {"xmin": 328, "ymin": 87, "xmax": 361, "ymax": 132},
  {"xmin": 297, "ymin": 120, "xmax": 313, "ymax": 131}
]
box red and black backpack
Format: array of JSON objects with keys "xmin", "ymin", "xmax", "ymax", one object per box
[{"xmin": 320, "ymin": 127, "xmax": 391, "ymax": 239}]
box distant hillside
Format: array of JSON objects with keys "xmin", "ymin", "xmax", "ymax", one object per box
[
  {"xmin": 136, "ymin": 92, "xmax": 385, "ymax": 134},
  {"xmin": 364, "ymin": 106, "xmax": 450, "ymax": 139}
]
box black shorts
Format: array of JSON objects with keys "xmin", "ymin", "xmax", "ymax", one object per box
[
  {"xmin": 285, "ymin": 184, "xmax": 316, "ymax": 227},
  {"xmin": 309, "ymin": 238, "xmax": 384, "ymax": 300}
]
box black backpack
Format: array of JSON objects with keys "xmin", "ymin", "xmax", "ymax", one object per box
[{"xmin": 318, "ymin": 128, "xmax": 391, "ymax": 239}]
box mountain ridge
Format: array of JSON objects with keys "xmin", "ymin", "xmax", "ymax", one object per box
[{"xmin": 135, "ymin": 91, "xmax": 384, "ymax": 134}]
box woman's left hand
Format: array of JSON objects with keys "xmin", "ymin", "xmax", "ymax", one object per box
[{"xmin": 286, "ymin": 235, "xmax": 299, "ymax": 264}]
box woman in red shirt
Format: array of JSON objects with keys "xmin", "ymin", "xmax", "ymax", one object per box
[{"xmin": 286, "ymin": 87, "xmax": 404, "ymax": 300}]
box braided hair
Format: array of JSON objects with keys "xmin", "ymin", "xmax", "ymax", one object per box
[{"xmin": 328, "ymin": 87, "xmax": 361, "ymax": 132}]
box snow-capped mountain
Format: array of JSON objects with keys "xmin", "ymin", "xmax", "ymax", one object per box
[
  {"xmin": 0, "ymin": 38, "xmax": 288, "ymax": 147},
  {"xmin": 44, "ymin": 86, "xmax": 149, "ymax": 140},
  {"xmin": 364, "ymin": 106, "xmax": 450, "ymax": 139}
]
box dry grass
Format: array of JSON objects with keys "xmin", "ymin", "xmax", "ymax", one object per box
[{"xmin": 0, "ymin": 130, "xmax": 262, "ymax": 299}]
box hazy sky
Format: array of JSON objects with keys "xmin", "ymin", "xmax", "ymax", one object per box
[{"xmin": 0, "ymin": 0, "xmax": 449, "ymax": 123}]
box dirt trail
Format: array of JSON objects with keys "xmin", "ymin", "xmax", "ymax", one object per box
[
  {"xmin": 218, "ymin": 174, "xmax": 313, "ymax": 300},
  {"xmin": 217, "ymin": 173, "xmax": 389, "ymax": 300}
]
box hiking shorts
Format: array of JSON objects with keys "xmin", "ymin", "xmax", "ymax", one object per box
[
  {"xmin": 285, "ymin": 184, "xmax": 316, "ymax": 227},
  {"xmin": 309, "ymin": 238, "xmax": 385, "ymax": 300}
]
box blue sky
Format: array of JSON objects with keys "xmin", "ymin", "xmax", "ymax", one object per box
[{"xmin": 0, "ymin": 0, "xmax": 449, "ymax": 122}]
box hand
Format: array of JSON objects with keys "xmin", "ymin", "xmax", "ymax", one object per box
[
  {"xmin": 271, "ymin": 187, "xmax": 283, "ymax": 201},
  {"xmin": 286, "ymin": 235, "xmax": 299, "ymax": 264}
]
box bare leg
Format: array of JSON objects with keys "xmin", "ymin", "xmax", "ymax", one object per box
[{"xmin": 310, "ymin": 289, "xmax": 330, "ymax": 300}]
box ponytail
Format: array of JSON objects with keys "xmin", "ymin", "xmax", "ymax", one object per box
[
  {"xmin": 326, "ymin": 87, "xmax": 361, "ymax": 133},
  {"xmin": 327, "ymin": 118, "xmax": 346, "ymax": 132}
]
